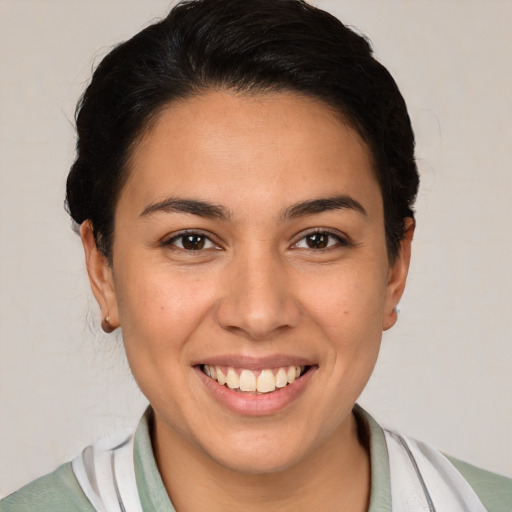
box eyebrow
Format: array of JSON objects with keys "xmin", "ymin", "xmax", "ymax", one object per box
[
  {"xmin": 139, "ymin": 194, "xmax": 366, "ymax": 222},
  {"xmin": 281, "ymin": 195, "xmax": 367, "ymax": 221},
  {"xmin": 139, "ymin": 198, "xmax": 231, "ymax": 220}
]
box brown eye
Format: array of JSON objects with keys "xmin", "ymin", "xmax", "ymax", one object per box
[
  {"xmin": 305, "ymin": 233, "xmax": 329, "ymax": 249},
  {"xmin": 294, "ymin": 231, "xmax": 347, "ymax": 250},
  {"xmin": 182, "ymin": 234, "xmax": 206, "ymax": 250},
  {"xmin": 166, "ymin": 232, "xmax": 217, "ymax": 251}
]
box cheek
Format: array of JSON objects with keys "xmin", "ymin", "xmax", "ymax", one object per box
[
  {"xmin": 297, "ymin": 261, "xmax": 388, "ymax": 337},
  {"xmin": 113, "ymin": 260, "xmax": 218, "ymax": 359},
  {"xmin": 113, "ymin": 264, "xmax": 221, "ymax": 412},
  {"xmin": 297, "ymin": 260, "xmax": 387, "ymax": 392}
]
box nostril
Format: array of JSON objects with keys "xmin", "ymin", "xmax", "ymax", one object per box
[
  {"xmin": 214, "ymin": 291, "xmax": 302, "ymax": 341},
  {"xmin": 219, "ymin": 320, "xmax": 295, "ymax": 341}
]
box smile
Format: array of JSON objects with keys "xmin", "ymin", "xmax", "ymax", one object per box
[{"xmin": 201, "ymin": 364, "xmax": 309, "ymax": 394}]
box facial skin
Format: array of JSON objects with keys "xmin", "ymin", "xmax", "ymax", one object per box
[{"xmin": 82, "ymin": 91, "xmax": 412, "ymax": 511}]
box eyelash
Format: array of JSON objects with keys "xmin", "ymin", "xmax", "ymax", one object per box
[
  {"xmin": 162, "ymin": 229, "xmax": 350, "ymax": 252},
  {"xmin": 162, "ymin": 230, "xmax": 220, "ymax": 252},
  {"xmin": 292, "ymin": 229, "xmax": 351, "ymax": 251}
]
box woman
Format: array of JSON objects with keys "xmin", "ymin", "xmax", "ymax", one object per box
[{"xmin": 2, "ymin": 0, "xmax": 511, "ymax": 511}]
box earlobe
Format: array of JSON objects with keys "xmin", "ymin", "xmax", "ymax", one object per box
[
  {"xmin": 382, "ymin": 218, "xmax": 415, "ymax": 331},
  {"xmin": 80, "ymin": 221, "xmax": 119, "ymax": 331}
]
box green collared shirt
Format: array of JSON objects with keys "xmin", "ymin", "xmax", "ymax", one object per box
[{"xmin": 3, "ymin": 407, "xmax": 512, "ymax": 511}]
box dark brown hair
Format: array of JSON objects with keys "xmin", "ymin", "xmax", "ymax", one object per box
[{"xmin": 66, "ymin": 0, "xmax": 418, "ymax": 261}]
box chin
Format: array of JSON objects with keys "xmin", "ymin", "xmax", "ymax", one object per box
[
  {"xmin": 212, "ymin": 447, "xmax": 307, "ymax": 475},
  {"xmin": 200, "ymin": 428, "xmax": 314, "ymax": 475}
]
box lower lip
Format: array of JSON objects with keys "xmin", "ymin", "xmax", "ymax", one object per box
[{"xmin": 195, "ymin": 366, "xmax": 316, "ymax": 416}]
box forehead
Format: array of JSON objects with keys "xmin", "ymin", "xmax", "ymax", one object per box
[{"xmin": 120, "ymin": 90, "xmax": 381, "ymax": 220}]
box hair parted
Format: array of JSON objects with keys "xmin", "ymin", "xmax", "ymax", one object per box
[{"xmin": 66, "ymin": 0, "xmax": 419, "ymax": 261}]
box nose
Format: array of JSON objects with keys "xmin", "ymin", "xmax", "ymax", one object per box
[{"xmin": 215, "ymin": 249, "xmax": 301, "ymax": 340}]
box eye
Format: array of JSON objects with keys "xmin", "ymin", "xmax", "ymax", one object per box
[
  {"xmin": 294, "ymin": 231, "xmax": 347, "ymax": 250},
  {"xmin": 165, "ymin": 232, "xmax": 218, "ymax": 251}
]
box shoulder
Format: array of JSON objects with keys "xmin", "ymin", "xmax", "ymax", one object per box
[
  {"xmin": 0, "ymin": 462, "xmax": 94, "ymax": 512},
  {"xmin": 446, "ymin": 455, "xmax": 512, "ymax": 512},
  {"xmin": 355, "ymin": 405, "xmax": 512, "ymax": 512}
]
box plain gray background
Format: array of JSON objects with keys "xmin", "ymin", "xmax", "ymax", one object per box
[{"xmin": 1, "ymin": 0, "xmax": 511, "ymax": 497}]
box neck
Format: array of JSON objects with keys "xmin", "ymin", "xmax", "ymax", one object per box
[{"xmin": 152, "ymin": 411, "xmax": 371, "ymax": 512}]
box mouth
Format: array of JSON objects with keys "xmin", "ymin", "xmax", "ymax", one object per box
[{"xmin": 200, "ymin": 364, "xmax": 312, "ymax": 394}]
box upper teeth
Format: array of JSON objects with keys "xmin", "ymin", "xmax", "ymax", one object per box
[{"xmin": 203, "ymin": 365, "xmax": 304, "ymax": 393}]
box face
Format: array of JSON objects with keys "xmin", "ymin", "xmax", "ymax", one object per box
[{"xmin": 83, "ymin": 90, "xmax": 411, "ymax": 474}]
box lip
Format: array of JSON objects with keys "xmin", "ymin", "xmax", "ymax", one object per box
[
  {"xmin": 194, "ymin": 360, "xmax": 317, "ymax": 416},
  {"xmin": 192, "ymin": 354, "xmax": 315, "ymax": 371}
]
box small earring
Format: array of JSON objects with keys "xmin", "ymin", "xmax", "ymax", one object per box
[
  {"xmin": 394, "ymin": 305, "xmax": 401, "ymax": 315},
  {"xmin": 101, "ymin": 315, "xmax": 115, "ymax": 334}
]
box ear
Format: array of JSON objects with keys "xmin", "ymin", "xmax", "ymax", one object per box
[
  {"xmin": 382, "ymin": 218, "xmax": 415, "ymax": 331},
  {"xmin": 80, "ymin": 221, "xmax": 119, "ymax": 331}
]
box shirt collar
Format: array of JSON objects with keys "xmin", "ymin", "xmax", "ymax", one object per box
[{"xmin": 133, "ymin": 405, "xmax": 391, "ymax": 512}]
